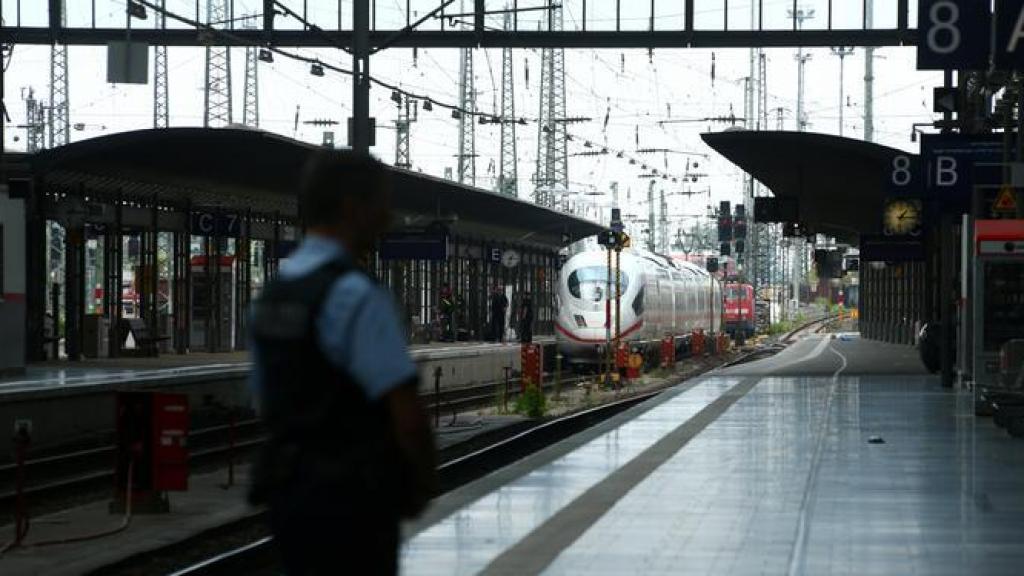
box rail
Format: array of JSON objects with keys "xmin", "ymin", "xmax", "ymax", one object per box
[
  {"xmin": 782, "ymin": 314, "xmax": 840, "ymax": 343},
  {"xmin": 0, "ymin": 372, "xmax": 582, "ymax": 519},
  {"xmin": 164, "ymin": 390, "xmax": 665, "ymax": 576},
  {"xmin": 721, "ymin": 315, "xmax": 839, "ymax": 369}
]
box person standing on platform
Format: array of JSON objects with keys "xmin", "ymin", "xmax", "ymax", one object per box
[
  {"xmin": 249, "ymin": 151, "xmax": 436, "ymax": 576},
  {"xmin": 489, "ymin": 284, "xmax": 509, "ymax": 342},
  {"xmin": 439, "ymin": 282, "xmax": 454, "ymax": 342},
  {"xmin": 519, "ymin": 294, "xmax": 534, "ymax": 344}
]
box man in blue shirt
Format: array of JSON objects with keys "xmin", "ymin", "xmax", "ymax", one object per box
[{"xmin": 250, "ymin": 151, "xmax": 436, "ymax": 575}]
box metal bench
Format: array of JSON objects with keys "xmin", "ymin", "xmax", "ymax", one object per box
[{"xmin": 117, "ymin": 317, "xmax": 170, "ymax": 357}]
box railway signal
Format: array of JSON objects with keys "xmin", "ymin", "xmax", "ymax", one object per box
[{"xmin": 717, "ymin": 201, "xmax": 733, "ymax": 242}]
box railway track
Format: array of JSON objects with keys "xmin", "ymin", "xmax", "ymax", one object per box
[
  {"xmin": 3, "ymin": 353, "xmax": 731, "ymax": 574},
  {"xmin": 0, "ymin": 375, "xmax": 565, "ymax": 521},
  {"xmin": 721, "ymin": 315, "xmax": 840, "ymax": 369},
  {"xmin": 160, "ymin": 389, "xmax": 667, "ymax": 576}
]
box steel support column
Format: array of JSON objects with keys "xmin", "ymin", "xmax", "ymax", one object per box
[{"xmin": 351, "ymin": 0, "xmax": 371, "ymax": 156}]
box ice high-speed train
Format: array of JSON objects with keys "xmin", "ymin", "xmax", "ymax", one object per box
[{"xmin": 555, "ymin": 246, "xmax": 722, "ymax": 362}]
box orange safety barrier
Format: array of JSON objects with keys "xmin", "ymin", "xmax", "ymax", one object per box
[
  {"xmin": 661, "ymin": 335, "xmax": 675, "ymax": 368},
  {"xmin": 615, "ymin": 341, "xmax": 630, "ymax": 370},
  {"xmin": 691, "ymin": 330, "xmax": 705, "ymax": 356},
  {"xmin": 717, "ymin": 333, "xmax": 729, "ymax": 355},
  {"xmin": 627, "ymin": 352, "xmax": 643, "ymax": 379}
]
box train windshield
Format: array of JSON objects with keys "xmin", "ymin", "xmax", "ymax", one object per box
[
  {"xmin": 725, "ymin": 286, "xmax": 747, "ymax": 300},
  {"xmin": 568, "ymin": 267, "xmax": 629, "ymax": 301}
]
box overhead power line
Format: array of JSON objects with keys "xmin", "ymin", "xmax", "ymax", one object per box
[{"xmin": 131, "ymin": 0, "xmax": 701, "ymax": 184}]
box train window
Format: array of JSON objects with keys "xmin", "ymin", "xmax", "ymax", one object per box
[
  {"xmin": 725, "ymin": 286, "xmax": 746, "ymax": 300},
  {"xmin": 632, "ymin": 287, "xmax": 644, "ymax": 315},
  {"xmin": 567, "ymin": 267, "xmax": 629, "ymax": 300}
]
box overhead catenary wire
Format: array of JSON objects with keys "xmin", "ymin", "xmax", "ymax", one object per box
[{"xmin": 126, "ymin": 0, "xmax": 732, "ymax": 185}]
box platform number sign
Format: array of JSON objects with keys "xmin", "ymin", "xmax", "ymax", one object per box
[
  {"xmin": 190, "ymin": 210, "xmax": 241, "ymax": 238},
  {"xmin": 888, "ymin": 154, "xmax": 923, "ymax": 199},
  {"xmin": 920, "ymin": 133, "xmax": 1006, "ymax": 212},
  {"xmin": 917, "ymin": 0, "xmax": 992, "ymax": 70},
  {"xmin": 996, "ymin": 0, "xmax": 1024, "ymax": 70}
]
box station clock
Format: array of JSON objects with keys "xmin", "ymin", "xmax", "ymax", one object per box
[{"xmin": 883, "ymin": 198, "xmax": 923, "ymax": 236}]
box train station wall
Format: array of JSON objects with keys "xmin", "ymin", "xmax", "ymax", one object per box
[{"xmin": 0, "ymin": 188, "xmax": 26, "ymax": 376}]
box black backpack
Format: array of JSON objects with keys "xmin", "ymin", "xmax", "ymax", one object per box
[{"xmin": 248, "ymin": 260, "xmax": 401, "ymax": 515}]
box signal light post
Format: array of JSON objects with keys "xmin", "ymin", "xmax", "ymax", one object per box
[{"xmin": 599, "ymin": 210, "xmax": 628, "ymax": 389}]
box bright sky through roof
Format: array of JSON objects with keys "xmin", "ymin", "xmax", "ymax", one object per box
[{"xmin": 2, "ymin": 1, "xmax": 941, "ymax": 236}]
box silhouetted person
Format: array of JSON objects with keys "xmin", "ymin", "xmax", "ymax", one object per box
[
  {"xmin": 250, "ymin": 151, "xmax": 436, "ymax": 575},
  {"xmin": 439, "ymin": 283, "xmax": 454, "ymax": 342},
  {"xmin": 519, "ymin": 294, "xmax": 534, "ymax": 344},
  {"xmin": 489, "ymin": 285, "xmax": 509, "ymax": 342}
]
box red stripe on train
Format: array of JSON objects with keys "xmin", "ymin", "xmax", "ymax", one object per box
[{"xmin": 555, "ymin": 320, "xmax": 644, "ymax": 343}]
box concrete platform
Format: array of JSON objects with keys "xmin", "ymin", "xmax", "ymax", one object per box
[
  {"xmin": 0, "ymin": 339, "xmax": 555, "ymax": 395},
  {"xmin": 0, "ymin": 339, "xmax": 552, "ymax": 453},
  {"xmin": 401, "ymin": 334, "xmax": 1024, "ymax": 575}
]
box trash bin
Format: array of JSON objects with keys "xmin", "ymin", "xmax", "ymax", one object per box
[{"xmin": 82, "ymin": 314, "xmax": 109, "ymax": 358}]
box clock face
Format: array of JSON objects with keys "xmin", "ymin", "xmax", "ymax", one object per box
[
  {"xmin": 501, "ymin": 249, "xmax": 521, "ymax": 268},
  {"xmin": 884, "ymin": 199, "xmax": 923, "ymax": 236}
]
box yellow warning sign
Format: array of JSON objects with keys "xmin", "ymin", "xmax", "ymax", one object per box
[{"xmin": 994, "ymin": 186, "xmax": 1018, "ymax": 213}]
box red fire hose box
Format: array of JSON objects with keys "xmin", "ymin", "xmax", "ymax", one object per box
[{"xmin": 115, "ymin": 392, "xmax": 190, "ymax": 503}]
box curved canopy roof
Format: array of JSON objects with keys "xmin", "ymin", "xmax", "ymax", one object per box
[
  {"xmin": 31, "ymin": 128, "xmax": 604, "ymax": 248},
  {"xmin": 701, "ymin": 130, "xmax": 911, "ymax": 244}
]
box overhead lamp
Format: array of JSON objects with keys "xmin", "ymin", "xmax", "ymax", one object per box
[
  {"xmin": 616, "ymin": 151, "xmax": 624, "ymax": 158},
  {"xmin": 517, "ymin": 118, "xmax": 528, "ymax": 125},
  {"xmin": 128, "ymin": 1, "xmax": 148, "ymax": 19},
  {"xmin": 584, "ymin": 141, "xmax": 593, "ymax": 148},
  {"xmin": 542, "ymin": 125, "xmax": 551, "ymax": 133},
  {"xmin": 422, "ymin": 100, "xmax": 433, "ymax": 111},
  {"xmin": 310, "ymin": 62, "xmax": 325, "ymax": 77},
  {"xmin": 451, "ymin": 110, "xmax": 461, "ymax": 119},
  {"xmin": 258, "ymin": 49, "xmax": 274, "ymax": 63},
  {"xmin": 641, "ymin": 164, "xmax": 648, "ymax": 170},
  {"xmin": 478, "ymin": 116, "xmax": 490, "ymax": 125},
  {"xmin": 672, "ymin": 178, "xmax": 679, "ymax": 183},
  {"xmin": 601, "ymin": 148, "xmax": 609, "ymax": 154},
  {"xmin": 692, "ymin": 162, "xmax": 699, "ymax": 169},
  {"xmin": 391, "ymin": 90, "xmax": 403, "ymax": 104},
  {"xmin": 629, "ymin": 159, "xmax": 637, "ymax": 165},
  {"xmin": 691, "ymin": 176, "xmax": 698, "ymax": 182}
]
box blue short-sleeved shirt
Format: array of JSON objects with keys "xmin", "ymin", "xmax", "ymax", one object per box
[{"xmin": 251, "ymin": 235, "xmax": 417, "ymax": 401}]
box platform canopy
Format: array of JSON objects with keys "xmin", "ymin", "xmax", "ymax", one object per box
[
  {"xmin": 30, "ymin": 127, "xmax": 604, "ymax": 248},
  {"xmin": 701, "ymin": 130, "xmax": 911, "ymax": 244}
]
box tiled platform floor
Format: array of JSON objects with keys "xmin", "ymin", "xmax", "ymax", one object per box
[{"xmin": 403, "ymin": 334, "xmax": 1024, "ymax": 576}]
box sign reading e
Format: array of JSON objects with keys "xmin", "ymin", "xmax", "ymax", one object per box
[
  {"xmin": 917, "ymin": 0, "xmax": 991, "ymax": 70},
  {"xmin": 996, "ymin": 0, "xmax": 1024, "ymax": 70}
]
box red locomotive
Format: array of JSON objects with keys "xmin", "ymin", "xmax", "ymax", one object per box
[{"xmin": 723, "ymin": 282, "xmax": 755, "ymax": 339}]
